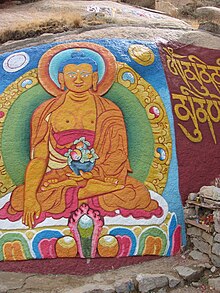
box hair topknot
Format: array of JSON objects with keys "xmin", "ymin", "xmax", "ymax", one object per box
[{"xmin": 58, "ymin": 50, "xmax": 98, "ymax": 73}]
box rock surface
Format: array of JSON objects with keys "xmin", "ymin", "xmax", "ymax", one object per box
[
  {"xmin": 2, "ymin": 255, "xmax": 212, "ymax": 293},
  {"xmin": 0, "ymin": 1, "xmax": 219, "ymax": 292},
  {"xmin": 175, "ymin": 265, "xmax": 204, "ymax": 282},
  {"xmin": 0, "ymin": 0, "xmax": 190, "ymax": 35},
  {"xmin": 199, "ymin": 186, "xmax": 220, "ymax": 201},
  {"xmin": 191, "ymin": 237, "xmax": 211, "ymax": 255},
  {"xmin": 0, "ymin": 272, "xmax": 33, "ymax": 292},
  {"xmin": 212, "ymin": 243, "xmax": 220, "ymax": 257},
  {"xmin": 214, "ymin": 234, "xmax": 220, "ymax": 243},
  {"xmin": 167, "ymin": 275, "xmax": 181, "ymax": 288},
  {"xmin": 189, "ymin": 250, "xmax": 210, "ymax": 262},
  {"xmin": 196, "ymin": 6, "xmax": 220, "ymax": 24},
  {"xmin": 211, "ymin": 254, "xmax": 220, "ymax": 267},
  {"xmin": 0, "ymin": 0, "xmax": 220, "ymax": 56},
  {"xmin": 114, "ymin": 277, "xmax": 135, "ymax": 293},
  {"xmin": 208, "ymin": 277, "xmax": 220, "ymax": 292},
  {"xmin": 136, "ymin": 273, "xmax": 169, "ymax": 292}
]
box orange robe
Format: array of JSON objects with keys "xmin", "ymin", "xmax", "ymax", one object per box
[{"xmin": 9, "ymin": 92, "xmax": 160, "ymax": 218}]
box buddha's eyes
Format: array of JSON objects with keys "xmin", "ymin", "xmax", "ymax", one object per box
[
  {"xmin": 81, "ymin": 73, "xmax": 89, "ymax": 78},
  {"xmin": 67, "ymin": 72, "xmax": 91, "ymax": 78},
  {"xmin": 68, "ymin": 73, "xmax": 77, "ymax": 78}
]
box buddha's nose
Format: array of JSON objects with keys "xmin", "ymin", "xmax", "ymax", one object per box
[{"xmin": 75, "ymin": 74, "xmax": 83, "ymax": 83}]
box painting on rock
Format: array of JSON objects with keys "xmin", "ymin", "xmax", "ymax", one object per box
[{"xmin": 0, "ymin": 39, "xmax": 185, "ymax": 261}]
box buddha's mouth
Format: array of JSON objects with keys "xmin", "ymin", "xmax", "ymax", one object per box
[{"xmin": 75, "ymin": 84, "xmax": 83, "ymax": 87}]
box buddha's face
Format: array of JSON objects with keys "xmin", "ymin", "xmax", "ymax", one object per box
[{"xmin": 59, "ymin": 63, "xmax": 98, "ymax": 93}]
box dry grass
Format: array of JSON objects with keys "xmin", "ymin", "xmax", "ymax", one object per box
[
  {"xmin": 0, "ymin": 12, "xmax": 83, "ymax": 44},
  {"xmin": 121, "ymin": 0, "xmax": 155, "ymax": 8}
]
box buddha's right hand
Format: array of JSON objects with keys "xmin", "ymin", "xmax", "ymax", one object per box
[
  {"xmin": 22, "ymin": 199, "xmax": 41, "ymax": 229},
  {"xmin": 66, "ymin": 171, "xmax": 93, "ymax": 180}
]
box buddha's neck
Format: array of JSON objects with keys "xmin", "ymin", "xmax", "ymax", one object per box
[{"xmin": 65, "ymin": 90, "xmax": 93, "ymax": 102}]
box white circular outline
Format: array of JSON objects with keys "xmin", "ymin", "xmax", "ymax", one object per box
[{"xmin": 3, "ymin": 52, "xmax": 30, "ymax": 73}]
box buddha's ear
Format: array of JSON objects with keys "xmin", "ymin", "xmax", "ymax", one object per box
[
  {"xmin": 92, "ymin": 72, "xmax": 98, "ymax": 92},
  {"xmin": 58, "ymin": 73, "xmax": 65, "ymax": 90}
]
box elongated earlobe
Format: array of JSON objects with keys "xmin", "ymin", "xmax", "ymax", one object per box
[
  {"xmin": 58, "ymin": 73, "xmax": 65, "ymax": 90},
  {"xmin": 92, "ymin": 72, "xmax": 98, "ymax": 92}
]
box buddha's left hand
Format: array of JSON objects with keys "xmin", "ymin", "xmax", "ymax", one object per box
[{"xmin": 41, "ymin": 178, "xmax": 78, "ymax": 191}]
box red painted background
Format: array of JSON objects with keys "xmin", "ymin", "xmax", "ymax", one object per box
[
  {"xmin": 159, "ymin": 42, "xmax": 220, "ymax": 203},
  {"xmin": 0, "ymin": 255, "xmax": 157, "ymax": 275}
]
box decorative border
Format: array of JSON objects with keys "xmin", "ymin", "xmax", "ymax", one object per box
[
  {"xmin": 116, "ymin": 62, "xmax": 172, "ymax": 194},
  {"xmin": 0, "ymin": 212, "xmax": 181, "ymax": 260},
  {"xmin": 0, "ymin": 69, "xmax": 39, "ymax": 196}
]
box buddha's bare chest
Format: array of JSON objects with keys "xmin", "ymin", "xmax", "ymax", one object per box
[{"xmin": 50, "ymin": 103, "xmax": 96, "ymax": 132}]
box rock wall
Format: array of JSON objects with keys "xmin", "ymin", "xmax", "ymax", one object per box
[
  {"xmin": 0, "ymin": 39, "xmax": 186, "ymax": 262},
  {"xmin": 0, "ymin": 0, "xmax": 219, "ymax": 274}
]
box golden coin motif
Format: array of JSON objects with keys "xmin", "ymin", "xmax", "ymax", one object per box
[
  {"xmin": 128, "ymin": 44, "xmax": 155, "ymax": 66},
  {"xmin": 98, "ymin": 235, "xmax": 119, "ymax": 257},
  {"xmin": 55, "ymin": 236, "xmax": 77, "ymax": 258}
]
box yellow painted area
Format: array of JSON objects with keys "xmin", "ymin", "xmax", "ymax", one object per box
[
  {"xmin": 128, "ymin": 44, "xmax": 155, "ymax": 66},
  {"xmin": 98, "ymin": 235, "xmax": 119, "ymax": 257}
]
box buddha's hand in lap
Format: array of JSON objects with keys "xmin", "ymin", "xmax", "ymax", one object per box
[
  {"xmin": 40, "ymin": 171, "xmax": 92, "ymax": 191},
  {"xmin": 23, "ymin": 198, "xmax": 41, "ymax": 229},
  {"xmin": 41, "ymin": 178, "xmax": 78, "ymax": 191},
  {"xmin": 78, "ymin": 177, "xmax": 124, "ymax": 199},
  {"xmin": 67, "ymin": 170, "xmax": 93, "ymax": 180}
]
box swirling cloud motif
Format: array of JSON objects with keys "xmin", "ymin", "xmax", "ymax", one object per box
[
  {"xmin": 109, "ymin": 227, "xmax": 137, "ymax": 257},
  {"xmin": 3, "ymin": 52, "xmax": 30, "ymax": 73},
  {"xmin": 32, "ymin": 230, "xmax": 63, "ymax": 259},
  {"xmin": 138, "ymin": 227, "xmax": 168, "ymax": 256},
  {"xmin": 166, "ymin": 213, "xmax": 181, "ymax": 256},
  {"xmin": 0, "ymin": 233, "xmax": 32, "ymax": 260}
]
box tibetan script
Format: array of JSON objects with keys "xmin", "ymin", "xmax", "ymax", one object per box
[{"xmin": 163, "ymin": 46, "xmax": 220, "ymax": 144}]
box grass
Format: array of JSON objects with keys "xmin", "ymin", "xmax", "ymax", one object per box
[
  {"xmin": 120, "ymin": 0, "xmax": 155, "ymax": 9},
  {"xmin": 0, "ymin": 13, "xmax": 83, "ymax": 44}
]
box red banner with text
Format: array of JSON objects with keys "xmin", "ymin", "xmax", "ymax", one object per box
[{"xmin": 159, "ymin": 42, "xmax": 220, "ymax": 203}]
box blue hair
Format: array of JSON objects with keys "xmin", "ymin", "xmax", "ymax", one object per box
[{"xmin": 58, "ymin": 52, "xmax": 98, "ymax": 73}]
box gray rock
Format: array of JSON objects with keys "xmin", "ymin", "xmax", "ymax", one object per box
[
  {"xmin": 212, "ymin": 243, "xmax": 220, "ymax": 257},
  {"xmin": 188, "ymin": 193, "xmax": 198, "ymax": 201},
  {"xmin": 136, "ymin": 274, "xmax": 168, "ymax": 292},
  {"xmin": 167, "ymin": 275, "xmax": 181, "ymax": 288},
  {"xmin": 210, "ymin": 266, "xmax": 217, "ymax": 273},
  {"xmin": 211, "ymin": 254, "xmax": 220, "ymax": 268},
  {"xmin": 198, "ymin": 262, "xmax": 213, "ymax": 270},
  {"xmin": 192, "ymin": 281, "xmax": 202, "ymax": 288},
  {"xmin": 196, "ymin": 6, "xmax": 220, "ymax": 24},
  {"xmin": 0, "ymin": 272, "xmax": 33, "ymax": 292},
  {"xmin": 157, "ymin": 288, "xmax": 167, "ymax": 293},
  {"xmin": 156, "ymin": 0, "xmax": 178, "ymax": 17},
  {"xmin": 184, "ymin": 207, "xmax": 196, "ymax": 219},
  {"xmin": 189, "ymin": 250, "xmax": 210, "ymax": 262},
  {"xmin": 214, "ymin": 234, "xmax": 220, "ymax": 243},
  {"xmin": 114, "ymin": 278, "xmax": 135, "ymax": 293},
  {"xmin": 199, "ymin": 22, "xmax": 220, "ymax": 34},
  {"xmin": 187, "ymin": 227, "xmax": 202, "ymax": 237},
  {"xmin": 191, "ymin": 237, "xmax": 211, "ymax": 255},
  {"xmin": 204, "ymin": 262, "xmax": 212, "ymax": 269},
  {"xmin": 61, "ymin": 284, "xmax": 115, "ymax": 293},
  {"xmin": 208, "ymin": 277, "xmax": 220, "ymax": 292},
  {"xmin": 23, "ymin": 275, "xmax": 71, "ymax": 291},
  {"xmin": 201, "ymin": 231, "xmax": 213, "ymax": 245},
  {"xmin": 214, "ymin": 211, "xmax": 220, "ymax": 233},
  {"xmin": 175, "ymin": 266, "xmax": 204, "ymax": 282}
]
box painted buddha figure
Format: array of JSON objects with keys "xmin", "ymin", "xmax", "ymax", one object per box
[{"xmin": 7, "ymin": 50, "xmax": 163, "ymax": 228}]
